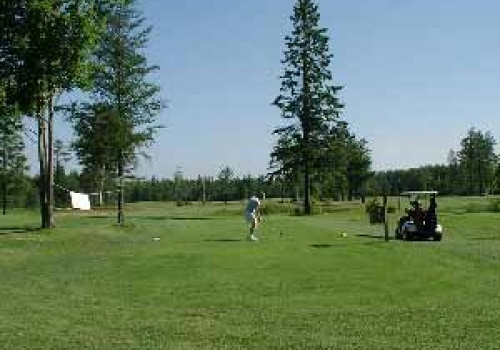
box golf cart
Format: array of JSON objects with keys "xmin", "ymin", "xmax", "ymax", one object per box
[{"xmin": 395, "ymin": 191, "xmax": 443, "ymax": 241}]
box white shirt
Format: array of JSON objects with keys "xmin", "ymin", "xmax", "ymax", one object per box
[{"xmin": 245, "ymin": 196, "xmax": 260, "ymax": 214}]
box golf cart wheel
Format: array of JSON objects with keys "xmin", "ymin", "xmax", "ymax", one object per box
[
  {"xmin": 402, "ymin": 229, "xmax": 412, "ymax": 241},
  {"xmin": 433, "ymin": 233, "xmax": 442, "ymax": 242}
]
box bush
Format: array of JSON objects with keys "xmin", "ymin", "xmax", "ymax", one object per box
[
  {"xmin": 261, "ymin": 201, "xmax": 295, "ymax": 215},
  {"xmin": 488, "ymin": 199, "xmax": 500, "ymax": 213},
  {"xmin": 365, "ymin": 198, "xmax": 385, "ymax": 224},
  {"xmin": 464, "ymin": 199, "xmax": 500, "ymax": 213},
  {"xmin": 465, "ymin": 203, "xmax": 487, "ymax": 213}
]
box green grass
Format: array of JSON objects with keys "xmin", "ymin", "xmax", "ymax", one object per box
[{"xmin": 1, "ymin": 199, "xmax": 500, "ymax": 349}]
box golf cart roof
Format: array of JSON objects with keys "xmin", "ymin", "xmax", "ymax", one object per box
[{"xmin": 400, "ymin": 191, "xmax": 438, "ymax": 196}]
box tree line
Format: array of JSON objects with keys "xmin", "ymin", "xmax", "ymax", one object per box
[
  {"xmin": 5, "ymin": 124, "xmax": 500, "ymax": 212},
  {"xmin": 366, "ymin": 128, "xmax": 499, "ymax": 196},
  {"xmin": 0, "ymin": 162, "xmax": 371, "ymax": 209}
]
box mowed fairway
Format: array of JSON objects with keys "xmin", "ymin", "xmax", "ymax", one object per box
[{"xmin": 1, "ymin": 200, "xmax": 500, "ymax": 349}]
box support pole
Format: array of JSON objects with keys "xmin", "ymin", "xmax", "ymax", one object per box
[{"xmin": 383, "ymin": 195, "xmax": 389, "ymax": 241}]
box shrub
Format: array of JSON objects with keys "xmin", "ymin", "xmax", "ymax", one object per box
[
  {"xmin": 464, "ymin": 199, "xmax": 500, "ymax": 213},
  {"xmin": 260, "ymin": 201, "xmax": 295, "ymax": 215},
  {"xmin": 365, "ymin": 198, "xmax": 385, "ymax": 224},
  {"xmin": 488, "ymin": 199, "xmax": 500, "ymax": 213}
]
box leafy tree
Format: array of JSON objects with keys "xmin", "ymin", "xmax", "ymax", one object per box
[
  {"xmin": 446, "ymin": 149, "xmax": 462, "ymax": 195},
  {"xmin": 174, "ymin": 167, "xmax": 185, "ymax": 204},
  {"xmin": 195, "ymin": 175, "xmax": 210, "ymax": 204},
  {"xmin": 493, "ymin": 164, "xmax": 500, "ymax": 194},
  {"xmin": 345, "ymin": 137, "xmax": 372, "ymax": 201},
  {"xmin": 53, "ymin": 139, "xmax": 72, "ymax": 206},
  {"xmin": 218, "ymin": 165, "xmax": 235, "ymax": 204},
  {"xmin": 54, "ymin": 139, "xmax": 71, "ymax": 177},
  {"xmin": 312, "ymin": 121, "xmax": 350, "ymax": 200},
  {"xmin": 458, "ymin": 128, "xmax": 497, "ymax": 195},
  {"xmin": 71, "ymin": 103, "xmax": 124, "ymax": 205},
  {"xmin": 272, "ymin": 0, "xmax": 344, "ymax": 214},
  {"xmin": 0, "ymin": 101, "xmax": 28, "ymax": 214},
  {"xmin": 71, "ymin": 0, "xmax": 164, "ymax": 223},
  {"xmin": 269, "ymin": 132, "xmax": 302, "ymax": 185},
  {"xmin": 1, "ymin": 0, "xmax": 103, "ymax": 227}
]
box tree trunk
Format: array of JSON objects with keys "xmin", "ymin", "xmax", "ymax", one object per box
[
  {"xmin": 303, "ymin": 128, "xmax": 312, "ymax": 215},
  {"xmin": 2, "ymin": 177, "xmax": 6, "ymax": 215},
  {"xmin": 301, "ymin": 47, "xmax": 312, "ymax": 215},
  {"xmin": 47, "ymin": 95, "xmax": 55, "ymax": 227},
  {"xmin": 99, "ymin": 164, "xmax": 106, "ymax": 206},
  {"xmin": 2, "ymin": 144, "xmax": 6, "ymax": 215},
  {"xmin": 304, "ymin": 163, "xmax": 311, "ymax": 215},
  {"xmin": 280, "ymin": 181, "xmax": 284, "ymax": 203},
  {"xmin": 38, "ymin": 111, "xmax": 48, "ymax": 228},
  {"xmin": 117, "ymin": 152, "xmax": 124, "ymax": 224}
]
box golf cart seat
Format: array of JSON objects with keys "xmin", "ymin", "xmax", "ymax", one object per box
[{"xmin": 424, "ymin": 196, "xmax": 438, "ymax": 232}]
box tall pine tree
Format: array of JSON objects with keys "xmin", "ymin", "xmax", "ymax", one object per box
[
  {"xmin": 71, "ymin": 0, "xmax": 163, "ymax": 223},
  {"xmin": 272, "ymin": 0, "xmax": 343, "ymax": 214}
]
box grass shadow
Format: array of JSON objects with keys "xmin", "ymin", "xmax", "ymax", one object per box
[
  {"xmin": 0, "ymin": 227, "xmax": 42, "ymax": 235},
  {"xmin": 204, "ymin": 238, "xmax": 243, "ymax": 243},
  {"xmin": 311, "ymin": 244, "xmax": 334, "ymax": 248},
  {"xmin": 81, "ymin": 215, "xmax": 218, "ymax": 221},
  {"xmin": 132, "ymin": 216, "xmax": 217, "ymax": 221},
  {"xmin": 469, "ymin": 236, "xmax": 500, "ymax": 241},
  {"xmin": 356, "ymin": 234, "xmax": 392, "ymax": 240},
  {"xmin": 310, "ymin": 241, "xmax": 387, "ymax": 249}
]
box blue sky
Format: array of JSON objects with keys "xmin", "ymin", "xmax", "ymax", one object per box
[{"xmin": 29, "ymin": 0, "xmax": 500, "ymax": 179}]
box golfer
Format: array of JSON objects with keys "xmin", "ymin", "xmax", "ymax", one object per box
[{"xmin": 244, "ymin": 193, "xmax": 264, "ymax": 241}]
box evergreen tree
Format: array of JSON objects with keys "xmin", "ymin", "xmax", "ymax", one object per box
[
  {"xmin": 272, "ymin": 0, "xmax": 344, "ymax": 214},
  {"xmin": 71, "ymin": 102, "xmax": 124, "ymax": 205},
  {"xmin": 218, "ymin": 165, "xmax": 235, "ymax": 204},
  {"xmin": 53, "ymin": 139, "xmax": 72, "ymax": 207},
  {"xmin": 458, "ymin": 128, "xmax": 497, "ymax": 195},
  {"xmin": 71, "ymin": 0, "xmax": 164, "ymax": 223},
  {"xmin": 345, "ymin": 137, "xmax": 372, "ymax": 201},
  {"xmin": 447, "ymin": 149, "xmax": 460, "ymax": 195}
]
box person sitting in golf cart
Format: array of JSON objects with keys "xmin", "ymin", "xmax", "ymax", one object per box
[{"xmin": 408, "ymin": 200, "xmax": 426, "ymax": 229}]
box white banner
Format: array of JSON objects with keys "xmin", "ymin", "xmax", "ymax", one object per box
[{"xmin": 70, "ymin": 192, "xmax": 91, "ymax": 211}]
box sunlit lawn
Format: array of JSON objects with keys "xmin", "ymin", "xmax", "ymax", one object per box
[{"xmin": 1, "ymin": 199, "xmax": 499, "ymax": 349}]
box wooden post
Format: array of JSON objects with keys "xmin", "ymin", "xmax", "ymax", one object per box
[
  {"xmin": 383, "ymin": 195, "xmax": 389, "ymax": 241},
  {"xmin": 2, "ymin": 141, "xmax": 6, "ymax": 215},
  {"xmin": 117, "ymin": 152, "xmax": 124, "ymax": 225}
]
